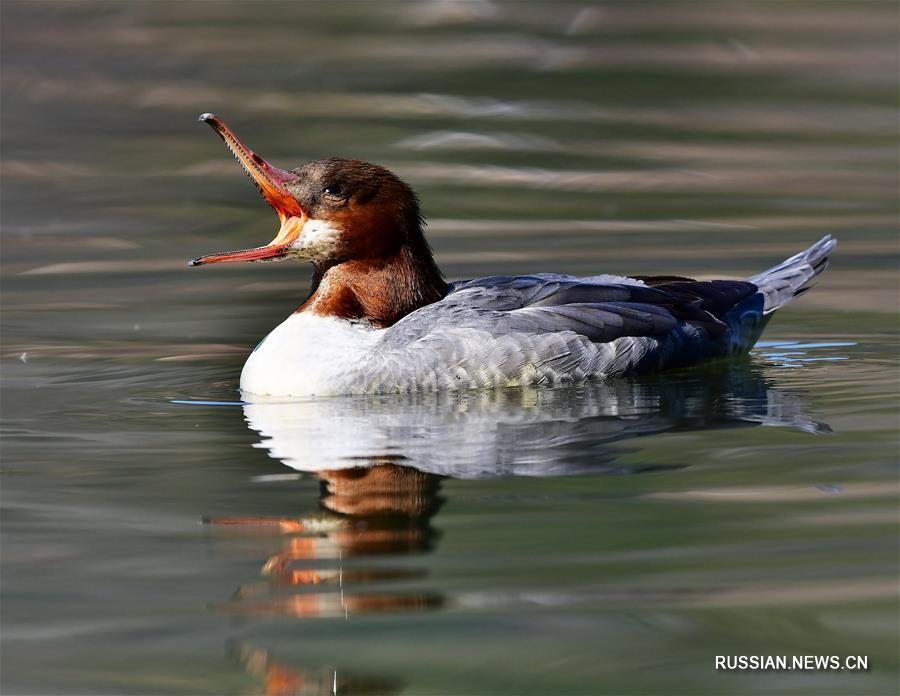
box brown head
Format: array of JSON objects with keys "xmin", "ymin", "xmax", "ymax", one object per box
[{"xmin": 190, "ymin": 114, "xmax": 446, "ymax": 326}]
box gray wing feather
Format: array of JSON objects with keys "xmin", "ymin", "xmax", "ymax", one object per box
[
  {"xmin": 362, "ymin": 271, "xmax": 771, "ymax": 392},
  {"xmin": 365, "ymin": 276, "xmax": 682, "ymax": 391},
  {"xmin": 385, "ymin": 276, "xmax": 674, "ymax": 345},
  {"xmin": 502, "ymin": 302, "xmax": 677, "ymax": 342}
]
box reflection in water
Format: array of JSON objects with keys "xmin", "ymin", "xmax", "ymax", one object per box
[
  {"xmin": 210, "ymin": 464, "xmax": 441, "ymax": 694},
  {"xmin": 228, "ymin": 640, "xmax": 404, "ymax": 696},
  {"xmin": 211, "ymin": 463, "xmax": 444, "ymax": 620},
  {"xmin": 204, "ymin": 362, "xmax": 828, "ymax": 695},
  {"xmin": 242, "ymin": 361, "xmax": 829, "ymax": 479}
]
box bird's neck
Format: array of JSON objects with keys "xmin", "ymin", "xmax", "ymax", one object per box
[{"xmin": 297, "ymin": 242, "xmax": 447, "ymax": 328}]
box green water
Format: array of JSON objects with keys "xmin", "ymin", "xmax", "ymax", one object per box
[{"xmin": 1, "ymin": 2, "xmax": 898, "ymax": 694}]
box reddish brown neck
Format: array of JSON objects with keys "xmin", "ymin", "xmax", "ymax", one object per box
[{"xmin": 297, "ymin": 244, "xmax": 447, "ymax": 327}]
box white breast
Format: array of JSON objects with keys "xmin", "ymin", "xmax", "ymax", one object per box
[{"xmin": 240, "ymin": 313, "xmax": 381, "ymax": 397}]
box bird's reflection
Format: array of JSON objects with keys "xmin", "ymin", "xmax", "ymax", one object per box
[
  {"xmin": 210, "ymin": 464, "xmax": 442, "ymax": 694},
  {"xmin": 207, "ymin": 361, "xmax": 827, "ymax": 695},
  {"xmin": 212, "ymin": 463, "xmax": 444, "ymax": 619},
  {"xmin": 241, "ymin": 361, "xmax": 828, "ymax": 480}
]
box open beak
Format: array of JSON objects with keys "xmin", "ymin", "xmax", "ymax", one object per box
[{"xmin": 189, "ymin": 113, "xmax": 305, "ymax": 266}]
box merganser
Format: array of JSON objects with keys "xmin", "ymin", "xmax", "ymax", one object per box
[{"xmin": 189, "ymin": 114, "xmax": 836, "ymax": 398}]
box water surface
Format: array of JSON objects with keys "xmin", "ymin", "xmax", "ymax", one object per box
[{"xmin": 1, "ymin": 2, "xmax": 898, "ymax": 694}]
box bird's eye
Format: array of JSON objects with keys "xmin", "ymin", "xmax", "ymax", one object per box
[{"xmin": 322, "ymin": 184, "xmax": 345, "ymax": 198}]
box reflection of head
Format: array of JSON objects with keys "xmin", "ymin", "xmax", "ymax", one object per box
[
  {"xmin": 318, "ymin": 462, "xmax": 444, "ymax": 518},
  {"xmin": 316, "ymin": 464, "xmax": 444, "ymax": 556}
]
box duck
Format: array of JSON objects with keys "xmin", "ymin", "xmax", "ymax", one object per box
[{"xmin": 189, "ymin": 113, "xmax": 836, "ymax": 398}]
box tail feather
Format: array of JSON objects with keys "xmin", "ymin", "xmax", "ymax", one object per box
[{"xmin": 747, "ymin": 235, "xmax": 837, "ymax": 314}]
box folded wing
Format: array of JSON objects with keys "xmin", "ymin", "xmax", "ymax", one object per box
[
  {"xmin": 368, "ymin": 275, "xmax": 763, "ymax": 391},
  {"xmin": 385, "ymin": 274, "xmax": 758, "ymax": 344}
]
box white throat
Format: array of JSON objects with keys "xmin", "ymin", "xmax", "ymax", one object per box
[{"xmin": 288, "ymin": 218, "xmax": 342, "ymax": 263}]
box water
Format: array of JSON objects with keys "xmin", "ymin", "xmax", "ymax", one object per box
[{"xmin": 2, "ymin": 1, "xmax": 898, "ymax": 694}]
